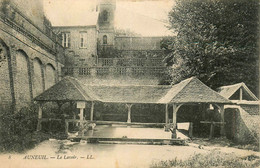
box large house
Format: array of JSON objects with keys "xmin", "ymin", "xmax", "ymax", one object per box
[{"xmin": 52, "ymin": 0, "xmax": 168, "ymax": 82}]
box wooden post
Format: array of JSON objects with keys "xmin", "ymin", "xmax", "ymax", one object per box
[
  {"xmin": 202, "ymin": 104, "xmax": 206, "ymax": 120},
  {"xmin": 65, "ymin": 120, "xmax": 69, "ymax": 135},
  {"xmin": 220, "ymin": 105, "xmax": 225, "ymax": 136},
  {"xmin": 165, "ymin": 104, "xmax": 169, "ymax": 124},
  {"xmin": 172, "ymin": 104, "xmax": 177, "ymax": 138},
  {"xmin": 37, "ymin": 103, "xmax": 43, "ymax": 131},
  {"xmin": 90, "ymin": 102, "xmax": 95, "ymax": 121},
  {"xmin": 79, "ymin": 108, "xmax": 84, "ymax": 121},
  {"xmin": 126, "ymin": 104, "xmax": 133, "ymax": 123},
  {"xmin": 188, "ymin": 122, "xmax": 193, "ymax": 138},
  {"xmin": 209, "ymin": 122, "xmax": 214, "ymax": 139}
]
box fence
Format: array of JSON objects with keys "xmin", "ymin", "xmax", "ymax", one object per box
[
  {"xmin": 62, "ymin": 66, "xmax": 167, "ymax": 77},
  {"xmin": 98, "ymin": 58, "xmax": 164, "ymax": 67}
]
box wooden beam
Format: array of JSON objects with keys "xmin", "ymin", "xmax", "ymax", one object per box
[
  {"xmin": 165, "ymin": 104, "xmax": 169, "ymax": 124},
  {"xmin": 90, "ymin": 102, "xmax": 95, "ymax": 121},
  {"xmin": 88, "ymin": 120, "xmax": 166, "ymax": 126},
  {"xmin": 37, "ymin": 103, "xmax": 43, "ymax": 131},
  {"xmin": 86, "ymin": 137, "xmax": 186, "ymax": 145},
  {"xmin": 239, "ymin": 88, "xmax": 243, "ymax": 101}
]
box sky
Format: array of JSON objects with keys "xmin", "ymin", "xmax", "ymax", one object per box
[{"xmin": 43, "ymin": 0, "xmax": 175, "ymax": 36}]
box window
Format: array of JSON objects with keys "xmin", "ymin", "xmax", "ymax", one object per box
[
  {"xmin": 80, "ymin": 32, "xmax": 87, "ymax": 48},
  {"xmin": 103, "ymin": 10, "xmax": 108, "ymax": 21},
  {"xmin": 103, "ymin": 35, "xmax": 107, "ymax": 45},
  {"xmin": 61, "ymin": 32, "xmax": 71, "ymax": 48}
]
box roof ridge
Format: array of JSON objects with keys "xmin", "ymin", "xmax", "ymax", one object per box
[
  {"xmin": 86, "ymin": 84, "xmax": 171, "ymax": 87},
  {"xmin": 158, "ymin": 77, "xmax": 194, "ymax": 104},
  {"xmin": 193, "ymin": 78, "xmax": 231, "ymax": 102},
  {"xmin": 170, "ymin": 77, "xmax": 195, "ymax": 100},
  {"xmin": 217, "ymin": 82, "xmax": 243, "ymax": 89},
  {"xmin": 68, "ymin": 77, "xmax": 94, "ymax": 101}
]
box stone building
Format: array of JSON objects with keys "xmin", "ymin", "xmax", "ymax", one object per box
[
  {"xmin": 53, "ymin": 0, "xmax": 168, "ymax": 84},
  {"xmin": 0, "ymin": 0, "xmax": 65, "ymax": 111}
]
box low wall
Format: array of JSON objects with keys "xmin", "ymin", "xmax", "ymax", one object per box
[{"xmin": 224, "ymin": 104, "xmax": 260, "ymax": 144}]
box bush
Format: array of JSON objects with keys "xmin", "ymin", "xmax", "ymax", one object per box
[{"xmin": 0, "ymin": 104, "xmax": 39, "ymax": 153}]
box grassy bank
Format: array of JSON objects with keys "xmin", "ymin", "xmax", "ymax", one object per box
[{"xmin": 150, "ymin": 150, "xmax": 260, "ymax": 168}]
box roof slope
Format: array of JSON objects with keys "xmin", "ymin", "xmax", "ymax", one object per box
[
  {"xmin": 84, "ymin": 77, "xmax": 231, "ymax": 104},
  {"xmin": 159, "ymin": 77, "xmax": 231, "ymax": 104},
  {"xmin": 84, "ymin": 85, "xmax": 171, "ymax": 104},
  {"xmin": 34, "ymin": 76, "xmax": 231, "ymax": 104},
  {"xmin": 34, "ymin": 77, "xmax": 96, "ymax": 102},
  {"xmin": 217, "ymin": 83, "xmax": 258, "ymax": 101}
]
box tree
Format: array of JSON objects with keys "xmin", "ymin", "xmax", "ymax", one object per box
[{"xmin": 164, "ymin": 0, "xmax": 259, "ymax": 95}]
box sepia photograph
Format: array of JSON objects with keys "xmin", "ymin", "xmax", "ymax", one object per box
[{"xmin": 0, "ymin": 0, "xmax": 259, "ymax": 167}]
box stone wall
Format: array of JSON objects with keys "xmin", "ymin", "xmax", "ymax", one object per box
[
  {"xmin": 240, "ymin": 104, "xmax": 259, "ymax": 115},
  {"xmin": 224, "ymin": 104, "xmax": 260, "ymax": 144}
]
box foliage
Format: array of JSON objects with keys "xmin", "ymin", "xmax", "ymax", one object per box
[
  {"xmin": 97, "ymin": 39, "xmax": 122, "ymax": 58},
  {"xmin": 163, "ymin": 0, "xmax": 259, "ymax": 94},
  {"xmin": 0, "ymin": 104, "xmax": 39, "ymax": 152},
  {"xmin": 150, "ymin": 150, "xmax": 260, "ymax": 168}
]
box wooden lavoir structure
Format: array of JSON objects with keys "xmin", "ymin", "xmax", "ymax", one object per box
[{"xmin": 34, "ymin": 76, "xmax": 231, "ymax": 139}]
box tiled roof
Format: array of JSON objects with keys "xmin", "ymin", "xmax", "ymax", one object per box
[
  {"xmin": 34, "ymin": 77, "xmax": 97, "ymax": 102},
  {"xmin": 35, "ymin": 76, "xmax": 231, "ymax": 104},
  {"xmin": 217, "ymin": 83, "xmax": 258, "ymax": 101}
]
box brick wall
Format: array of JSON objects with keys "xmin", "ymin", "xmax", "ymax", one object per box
[
  {"xmin": 14, "ymin": 50, "xmax": 31, "ymax": 108},
  {"xmin": 0, "ymin": 40, "xmax": 12, "ymax": 110},
  {"xmin": 45, "ymin": 64, "xmax": 56, "ymax": 90},
  {"xmin": 0, "ymin": 23, "xmax": 64, "ymax": 111},
  {"xmin": 32, "ymin": 58, "xmax": 44, "ymax": 97}
]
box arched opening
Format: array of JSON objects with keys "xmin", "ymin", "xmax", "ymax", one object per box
[
  {"xmin": 32, "ymin": 57, "xmax": 44, "ymax": 97},
  {"xmin": 15, "ymin": 50, "xmax": 31, "ymax": 108},
  {"xmin": 45, "ymin": 63, "xmax": 56, "ymax": 89},
  {"xmin": 103, "ymin": 35, "xmax": 107, "ymax": 45},
  {"xmin": 0, "ymin": 38, "xmax": 12, "ymax": 110}
]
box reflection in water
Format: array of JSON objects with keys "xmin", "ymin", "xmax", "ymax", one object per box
[
  {"xmin": 2, "ymin": 125, "xmax": 191, "ymax": 168},
  {"xmin": 84, "ymin": 124, "xmax": 189, "ymax": 139}
]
